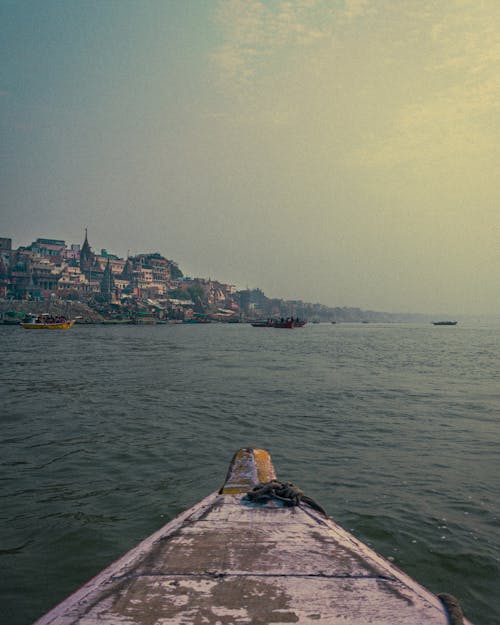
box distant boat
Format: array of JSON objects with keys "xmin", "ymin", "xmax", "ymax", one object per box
[
  {"xmin": 1, "ymin": 311, "xmax": 25, "ymax": 325},
  {"xmin": 251, "ymin": 320, "xmax": 271, "ymax": 327},
  {"xmin": 21, "ymin": 314, "xmax": 75, "ymax": 330},
  {"xmin": 251, "ymin": 318, "xmax": 306, "ymax": 329},
  {"xmin": 273, "ymin": 319, "xmax": 305, "ymax": 329},
  {"xmin": 432, "ymin": 321, "xmax": 458, "ymax": 326}
]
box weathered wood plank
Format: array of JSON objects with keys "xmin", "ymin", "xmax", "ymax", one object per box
[{"xmin": 60, "ymin": 575, "xmax": 446, "ymax": 625}]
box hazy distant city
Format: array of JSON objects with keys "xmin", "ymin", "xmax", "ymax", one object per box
[{"xmin": 0, "ymin": 234, "xmax": 431, "ymax": 324}]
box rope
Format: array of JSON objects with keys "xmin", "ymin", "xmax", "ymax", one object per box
[
  {"xmin": 438, "ymin": 593, "xmax": 464, "ymax": 625},
  {"xmin": 245, "ymin": 480, "xmax": 327, "ymax": 515}
]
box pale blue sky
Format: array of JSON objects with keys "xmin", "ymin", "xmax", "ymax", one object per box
[{"xmin": 2, "ymin": 1, "xmax": 499, "ymax": 314}]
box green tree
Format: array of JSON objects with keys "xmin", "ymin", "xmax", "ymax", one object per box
[
  {"xmin": 187, "ymin": 284, "xmax": 205, "ymax": 302},
  {"xmin": 169, "ymin": 262, "xmax": 183, "ymax": 279}
]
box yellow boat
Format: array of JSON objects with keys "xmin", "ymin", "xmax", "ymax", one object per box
[
  {"xmin": 33, "ymin": 448, "xmax": 472, "ymax": 624},
  {"xmin": 21, "ymin": 318, "xmax": 75, "ymax": 330}
]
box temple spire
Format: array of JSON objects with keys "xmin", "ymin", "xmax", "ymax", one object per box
[
  {"xmin": 80, "ymin": 228, "xmax": 94, "ymax": 275},
  {"xmin": 100, "ymin": 257, "xmax": 115, "ymax": 302}
]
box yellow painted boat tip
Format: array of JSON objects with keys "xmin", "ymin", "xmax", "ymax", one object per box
[{"xmin": 220, "ymin": 447, "xmax": 276, "ymax": 494}]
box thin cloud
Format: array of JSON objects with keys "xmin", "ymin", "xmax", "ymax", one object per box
[
  {"xmin": 346, "ymin": 1, "xmax": 500, "ymax": 179},
  {"xmin": 342, "ymin": 0, "xmax": 372, "ymax": 21},
  {"xmin": 211, "ymin": 0, "xmax": 332, "ymax": 98}
]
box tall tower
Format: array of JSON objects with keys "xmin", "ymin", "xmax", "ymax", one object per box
[
  {"xmin": 100, "ymin": 258, "xmax": 115, "ymax": 302},
  {"xmin": 80, "ymin": 228, "xmax": 94, "ymax": 276},
  {"xmin": 0, "ymin": 254, "xmax": 9, "ymax": 297}
]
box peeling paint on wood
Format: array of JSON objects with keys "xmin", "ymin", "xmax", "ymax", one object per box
[{"xmin": 220, "ymin": 448, "xmax": 276, "ymax": 495}]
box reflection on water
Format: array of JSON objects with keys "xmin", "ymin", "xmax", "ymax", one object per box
[{"xmin": 1, "ymin": 322, "xmax": 499, "ymax": 624}]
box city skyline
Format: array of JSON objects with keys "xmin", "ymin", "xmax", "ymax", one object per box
[
  {"xmin": 4, "ymin": 232, "xmax": 401, "ymax": 323},
  {"xmin": 2, "ymin": 1, "xmax": 500, "ymax": 314}
]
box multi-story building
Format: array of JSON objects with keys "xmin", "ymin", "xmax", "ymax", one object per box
[
  {"xmin": 30, "ymin": 258, "xmax": 61, "ymax": 292},
  {"xmin": 0, "ymin": 238, "xmax": 12, "ymax": 297},
  {"xmin": 57, "ymin": 265, "xmax": 92, "ymax": 293},
  {"xmin": 9, "ymin": 248, "xmax": 34, "ymax": 296},
  {"xmin": 30, "ymin": 238, "xmax": 66, "ymax": 263},
  {"xmin": 0, "ymin": 232, "xmax": 240, "ymax": 316},
  {"xmin": 63, "ymin": 243, "xmax": 81, "ymax": 264},
  {"xmin": 0, "ymin": 237, "xmax": 12, "ymax": 267}
]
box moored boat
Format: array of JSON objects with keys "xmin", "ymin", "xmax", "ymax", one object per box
[
  {"xmin": 1, "ymin": 310, "xmax": 26, "ymax": 325},
  {"xmin": 183, "ymin": 313, "xmax": 211, "ymax": 324},
  {"xmin": 250, "ymin": 319, "xmax": 271, "ymax": 327},
  {"xmin": 251, "ymin": 318, "xmax": 306, "ymax": 328},
  {"xmin": 33, "ymin": 448, "xmax": 472, "ymax": 624}
]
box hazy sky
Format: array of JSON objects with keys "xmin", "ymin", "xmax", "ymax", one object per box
[{"xmin": 1, "ymin": 0, "xmax": 499, "ymax": 314}]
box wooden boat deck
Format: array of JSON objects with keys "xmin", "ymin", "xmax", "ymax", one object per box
[{"xmin": 34, "ymin": 448, "xmax": 472, "ymax": 624}]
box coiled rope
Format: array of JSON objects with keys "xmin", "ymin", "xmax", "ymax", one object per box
[{"xmin": 245, "ymin": 480, "xmax": 327, "ymax": 515}]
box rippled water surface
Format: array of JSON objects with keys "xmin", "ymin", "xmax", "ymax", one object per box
[{"xmin": 1, "ymin": 322, "xmax": 499, "ymax": 624}]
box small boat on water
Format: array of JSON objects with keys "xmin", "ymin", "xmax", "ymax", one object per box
[
  {"xmin": 251, "ymin": 318, "xmax": 306, "ymax": 329},
  {"xmin": 250, "ymin": 319, "xmax": 270, "ymax": 327},
  {"xmin": 183, "ymin": 313, "xmax": 211, "ymax": 324},
  {"xmin": 432, "ymin": 321, "xmax": 458, "ymax": 326},
  {"xmin": 34, "ymin": 448, "xmax": 472, "ymax": 624},
  {"xmin": 21, "ymin": 314, "xmax": 75, "ymax": 330},
  {"xmin": 1, "ymin": 310, "xmax": 26, "ymax": 325}
]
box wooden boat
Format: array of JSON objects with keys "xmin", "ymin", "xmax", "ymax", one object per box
[
  {"xmin": 1, "ymin": 310, "xmax": 26, "ymax": 325},
  {"xmin": 33, "ymin": 448, "xmax": 472, "ymax": 624},
  {"xmin": 250, "ymin": 319, "xmax": 272, "ymax": 327},
  {"xmin": 251, "ymin": 319, "xmax": 306, "ymax": 328},
  {"xmin": 21, "ymin": 316, "xmax": 75, "ymax": 330},
  {"xmin": 432, "ymin": 321, "xmax": 458, "ymax": 326}
]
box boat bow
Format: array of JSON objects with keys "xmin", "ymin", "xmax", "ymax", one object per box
[{"xmin": 34, "ymin": 447, "xmax": 472, "ymax": 624}]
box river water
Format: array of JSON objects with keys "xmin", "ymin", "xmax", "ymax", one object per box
[{"xmin": 1, "ymin": 322, "xmax": 499, "ymax": 624}]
